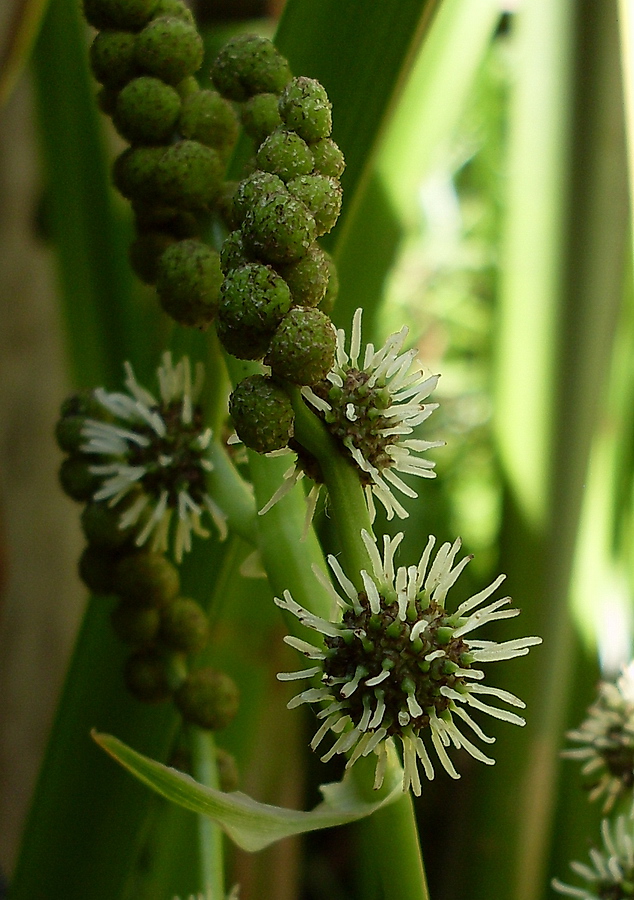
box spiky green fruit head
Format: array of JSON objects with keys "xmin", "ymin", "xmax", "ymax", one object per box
[
  {"xmin": 279, "ymin": 76, "xmax": 332, "ymax": 143},
  {"xmin": 151, "ymin": 0, "xmax": 194, "ymax": 24},
  {"xmin": 155, "ymin": 140, "xmax": 223, "ymax": 210},
  {"xmin": 319, "ymin": 249, "xmax": 339, "ymax": 315},
  {"xmin": 179, "ymin": 89, "xmax": 239, "ymax": 155},
  {"xmin": 175, "ymin": 667, "xmax": 239, "ymax": 730},
  {"xmin": 219, "ymin": 229, "xmax": 251, "ymax": 274},
  {"xmin": 266, "ymin": 307, "xmax": 335, "ymax": 385},
  {"xmin": 59, "ymin": 455, "xmax": 102, "ymax": 502},
  {"xmin": 124, "ymin": 649, "xmax": 173, "ymax": 703},
  {"xmin": 89, "ymin": 31, "xmax": 138, "ymax": 90},
  {"xmin": 113, "ymin": 145, "xmax": 165, "ymax": 201},
  {"xmin": 132, "ymin": 201, "xmax": 199, "ymax": 238},
  {"xmin": 229, "ymin": 374, "xmax": 294, "ymax": 453},
  {"xmin": 242, "ymin": 193, "xmax": 316, "ymax": 265},
  {"xmin": 256, "ymin": 129, "xmax": 314, "ymax": 182},
  {"xmin": 211, "ymin": 34, "xmax": 291, "ymax": 102},
  {"xmin": 83, "ymin": 0, "xmax": 158, "ymax": 31},
  {"xmin": 129, "ymin": 230, "xmax": 176, "ymax": 285},
  {"xmin": 156, "ymin": 238, "xmax": 222, "ymax": 327},
  {"xmin": 232, "ymin": 170, "xmax": 287, "ymax": 225},
  {"xmin": 113, "ymin": 76, "xmax": 181, "ymax": 143},
  {"xmin": 215, "ymin": 747, "xmax": 240, "ymax": 791},
  {"xmin": 159, "ymin": 596, "xmax": 210, "ymax": 653},
  {"xmin": 81, "ymin": 500, "xmax": 136, "ymax": 550},
  {"xmin": 78, "ymin": 544, "xmax": 119, "ymax": 595},
  {"xmin": 287, "ymin": 174, "xmax": 342, "ymax": 237},
  {"xmin": 113, "ymin": 550, "xmax": 180, "ymax": 607},
  {"xmin": 136, "ymin": 16, "xmax": 203, "ymax": 85},
  {"xmin": 277, "ymin": 242, "xmax": 330, "ymax": 307},
  {"xmin": 310, "ymin": 137, "xmax": 345, "ymax": 178},
  {"xmin": 111, "ymin": 601, "xmax": 161, "ymax": 645},
  {"xmin": 240, "ymin": 92, "xmax": 282, "ymax": 147},
  {"xmin": 219, "ymin": 262, "xmax": 292, "ymax": 341},
  {"xmin": 215, "ymin": 318, "xmax": 272, "ymax": 361}
]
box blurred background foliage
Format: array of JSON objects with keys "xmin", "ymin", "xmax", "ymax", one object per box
[{"xmin": 0, "ymin": 0, "xmax": 631, "ymax": 898}]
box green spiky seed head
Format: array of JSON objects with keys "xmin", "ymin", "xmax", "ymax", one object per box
[
  {"xmin": 175, "ymin": 667, "xmax": 239, "ymax": 730},
  {"xmin": 319, "ymin": 250, "xmax": 339, "ymax": 315},
  {"xmin": 279, "ymin": 76, "xmax": 332, "ymax": 143},
  {"xmin": 113, "ymin": 76, "xmax": 181, "ymax": 144},
  {"xmin": 89, "ymin": 31, "xmax": 137, "ymax": 90},
  {"xmin": 151, "ymin": 0, "xmax": 194, "ymax": 24},
  {"xmin": 310, "ymin": 137, "xmax": 345, "ymax": 178},
  {"xmin": 219, "ymin": 229, "xmax": 251, "ymax": 274},
  {"xmin": 232, "ymin": 171, "xmax": 286, "ymax": 224},
  {"xmin": 132, "ymin": 201, "xmax": 199, "ymax": 238},
  {"xmin": 211, "ymin": 34, "xmax": 291, "ymax": 102},
  {"xmin": 136, "ymin": 16, "xmax": 203, "ymax": 85},
  {"xmin": 266, "ymin": 307, "xmax": 335, "ymax": 384},
  {"xmin": 129, "ymin": 231, "xmax": 176, "ymax": 285},
  {"xmin": 113, "ymin": 145, "xmax": 165, "ymax": 201},
  {"xmin": 277, "ymin": 242, "xmax": 330, "ymax": 307},
  {"xmin": 159, "ymin": 596, "xmax": 209, "ymax": 653},
  {"xmin": 78, "ymin": 545, "xmax": 119, "ymax": 594},
  {"xmin": 156, "ymin": 239, "xmax": 222, "ymax": 327},
  {"xmin": 111, "ymin": 601, "xmax": 161, "ymax": 645},
  {"xmin": 83, "ymin": 0, "xmax": 158, "ymax": 31},
  {"xmin": 179, "ymin": 89, "xmax": 239, "ymax": 154},
  {"xmin": 155, "ymin": 140, "xmax": 223, "ymax": 210},
  {"xmin": 242, "ymin": 193, "xmax": 316, "ymax": 265},
  {"xmin": 256, "ymin": 129, "xmax": 314, "ymax": 182},
  {"xmin": 216, "ymin": 319, "xmax": 272, "ymax": 361},
  {"xmin": 240, "ymin": 92, "xmax": 282, "ymax": 146},
  {"xmin": 215, "ymin": 747, "xmax": 239, "ymax": 791},
  {"xmin": 124, "ymin": 649, "xmax": 173, "ymax": 703},
  {"xmin": 113, "ymin": 550, "xmax": 180, "ymax": 607},
  {"xmin": 229, "ymin": 374, "xmax": 294, "ymax": 453},
  {"xmin": 219, "ymin": 263, "xmax": 292, "ymax": 339},
  {"xmin": 81, "ymin": 500, "xmax": 136, "ymax": 549},
  {"xmin": 59, "ymin": 456, "xmax": 102, "ymax": 502},
  {"xmin": 286, "ymin": 173, "xmax": 342, "ymax": 237}
]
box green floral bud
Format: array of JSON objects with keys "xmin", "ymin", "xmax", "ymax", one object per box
[
  {"xmin": 277, "ymin": 242, "xmax": 330, "ymax": 308},
  {"xmin": 113, "ymin": 76, "xmax": 181, "ymax": 144},
  {"xmin": 211, "ymin": 34, "xmax": 291, "ymax": 102},
  {"xmin": 256, "ymin": 129, "xmax": 314, "ymax": 182},
  {"xmin": 129, "ymin": 231, "xmax": 176, "ymax": 284},
  {"xmin": 319, "ymin": 250, "xmax": 339, "ymax": 314},
  {"xmin": 159, "ymin": 596, "xmax": 209, "ymax": 653},
  {"xmin": 218, "ymin": 262, "xmax": 292, "ymax": 338},
  {"xmin": 279, "ymin": 76, "xmax": 332, "ymax": 143},
  {"xmin": 215, "ymin": 319, "xmax": 272, "ymax": 362},
  {"xmin": 78, "ymin": 544, "xmax": 119, "ymax": 595},
  {"xmin": 266, "ymin": 307, "xmax": 335, "ymax": 385},
  {"xmin": 59, "ymin": 455, "xmax": 102, "ymax": 502},
  {"xmin": 89, "ymin": 31, "xmax": 137, "ymax": 90},
  {"xmin": 113, "ymin": 550, "xmax": 180, "ymax": 606},
  {"xmin": 83, "ymin": 0, "xmax": 158, "ymax": 32},
  {"xmin": 240, "ymin": 93, "xmax": 282, "ymax": 147},
  {"xmin": 215, "ymin": 747, "xmax": 239, "ymax": 792},
  {"xmin": 242, "ymin": 193, "xmax": 316, "ymax": 265},
  {"xmin": 219, "ymin": 229, "xmax": 251, "ymax": 274},
  {"xmin": 156, "ymin": 238, "xmax": 222, "ymax": 327},
  {"xmin": 229, "ymin": 374, "xmax": 294, "ymax": 453},
  {"xmin": 136, "ymin": 16, "xmax": 203, "ymax": 85},
  {"xmin": 81, "ymin": 500, "xmax": 136, "ymax": 549},
  {"xmin": 111, "ymin": 601, "xmax": 160, "ymax": 645},
  {"xmin": 155, "ymin": 140, "xmax": 223, "ymax": 210},
  {"xmin": 113, "ymin": 145, "xmax": 164, "ymax": 201},
  {"xmin": 310, "ymin": 137, "xmax": 345, "ymax": 178},
  {"xmin": 175, "ymin": 667, "xmax": 239, "ymax": 730},
  {"xmin": 152, "ymin": 0, "xmax": 194, "ymax": 24},
  {"xmin": 124, "ymin": 649, "xmax": 173, "ymax": 703},
  {"xmin": 232, "ymin": 171, "xmax": 286, "ymax": 225},
  {"xmin": 96, "ymin": 86, "xmax": 119, "ymax": 117},
  {"xmin": 287, "ymin": 174, "xmax": 342, "ymax": 237},
  {"xmin": 132, "ymin": 201, "xmax": 199, "ymax": 238},
  {"xmin": 179, "ymin": 89, "xmax": 239, "ymax": 156}
]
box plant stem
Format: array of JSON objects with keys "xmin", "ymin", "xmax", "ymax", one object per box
[
  {"xmin": 190, "ymin": 727, "xmax": 225, "ymax": 900},
  {"xmin": 207, "ymin": 442, "xmax": 257, "ymax": 545},
  {"xmin": 368, "ymin": 794, "xmax": 430, "ymax": 900}
]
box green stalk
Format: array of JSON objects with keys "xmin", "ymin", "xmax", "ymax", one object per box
[{"xmin": 190, "ymin": 728, "xmax": 225, "ymax": 900}]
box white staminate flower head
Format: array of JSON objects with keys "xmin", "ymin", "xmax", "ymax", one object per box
[
  {"xmin": 302, "ymin": 308, "xmax": 443, "ymax": 521},
  {"xmin": 276, "ymin": 529, "xmax": 541, "ymax": 796},
  {"xmin": 81, "ymin": 353, "xmax": 226, "ymax": 562},
  {"xmin": 563, "ymin": 662, "xmax": 634, "ymax": 815},
  {"xmin": 552, "ymin": 816, "xmax": 634, "ymax": 899}
]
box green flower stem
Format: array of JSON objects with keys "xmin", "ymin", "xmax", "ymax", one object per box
[
  {"xmin": 207, "ymin": 442, "xmax": 257, "ymax": 545},
  {"xmin": 288, "ymin": 386, "xmax": 374, "ymax": 589},
  {"xmin": 190, "ymin": 727, "xmax": 225, "ymax": 900},
  {"xmin": 365, "ymin": 794, "xmax": 430, "ymax": 900}
]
